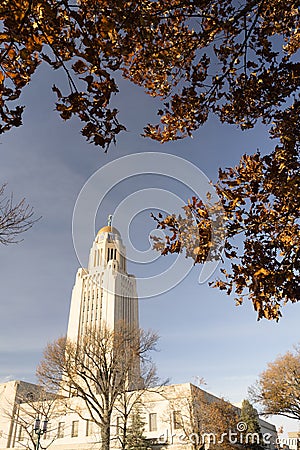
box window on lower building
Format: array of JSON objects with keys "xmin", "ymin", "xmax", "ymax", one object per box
[
  {"xmin": 43, "ymin": 422, "xmax": 50, "ymax": 440},
  {"xmin": 86, "ymin": 419, "xmax": 93, "ymax": 437},
  {"xmin": 116, "ymin": 416, "xmax": 122, "ymax": 436},
  {"xmin": 173, "ymin": 410, "xmax": 182, "ymax": 429},
  {"xmin": 149, "ymin": 413, "xmax": 157, "ymax": 432},
  {"xmin": 71, "ymin": 420, "xmax": 79, "ymax": 438},
  {"xmin": 57, "ymin": 422, "xmax": 65, "ymax": 439},
  {"xmin": 18, "ymin": 425, "xmax": 25, "ymax": 441}
]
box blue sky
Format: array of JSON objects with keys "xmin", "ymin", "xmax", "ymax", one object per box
[{"xmin": 0, "ymin": 64, "xmax": 299, "ymax": 435}]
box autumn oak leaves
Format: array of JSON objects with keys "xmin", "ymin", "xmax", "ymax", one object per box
[
  {"xmin": 0, "ymin": 1, "xmax": 299, "ymax": 319},
  {"xmin": 0, "ymin": 1, "xmax": 298, "ymax": 146}
]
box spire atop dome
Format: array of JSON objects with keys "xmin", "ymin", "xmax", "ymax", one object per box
[{"xmin": 96, "ymin": 215, "xmax": 120, "ymax": 236}]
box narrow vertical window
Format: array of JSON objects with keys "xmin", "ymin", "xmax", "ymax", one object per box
[
  {"xmin": 71, "ymin": 420, "xmax": 79, "ymax": 438},
  {"xmin": 116, "ymin": 416, "xmax": 122, "ymax": 436},
  {"xmin": 149, "ymin": 413, "xmax": 157, "ymax": 432},
  {"xmin": 43, "ymin": 422, "xmax": 50, "ymax": 440},
  {"xmin": 173, "ymin": 411, "xmax": 182, "ymax": 429},
  {"xmin": 86, "ymin": 419, "xmax": 93, "ymax": 436},
  {"xmin": 57, "ymin": 422, "xmax": 65, "ymax": 438},
  {"xmin": 18, "ymin": 425, "xmax": 25, "ymax": 441}
]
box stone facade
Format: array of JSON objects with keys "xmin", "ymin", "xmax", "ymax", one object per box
[{"xmin": 0, "ymin": 382, "xmax": 278, "ymax": 450}]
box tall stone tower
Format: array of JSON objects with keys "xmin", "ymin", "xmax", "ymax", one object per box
[{"xmin": 66, "ymin": 221, "xmax": 139, "ymax": 345}]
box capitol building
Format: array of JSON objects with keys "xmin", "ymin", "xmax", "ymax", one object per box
[{"xmin": 0, "ymin": 223, "xmax": 277, "ymax": 450}]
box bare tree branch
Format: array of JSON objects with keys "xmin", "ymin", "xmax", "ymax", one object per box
[{"xmin": 0, "ymin": 184, "xmax": 40, "ymax": 245}]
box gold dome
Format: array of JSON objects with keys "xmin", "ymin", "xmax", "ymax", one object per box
[{"xmin": 97, "ymin": 225, "xmax": 120, "ymax": 236}]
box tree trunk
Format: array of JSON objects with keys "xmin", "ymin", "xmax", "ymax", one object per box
[
  {"xmin": 121, "ymin": 416, "xmax": 127, "ymax": 450},
  {"xmin": 101, "ymin": 417, "xmax": 111, "ymax": 450}
]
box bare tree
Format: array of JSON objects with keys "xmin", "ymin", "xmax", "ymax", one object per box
[
  {"xmin": 0, "ymin": 183, "xmax": 39, "ymax": 245},
  {"xmin": 37, "ymin": 324, "xmax": 159, "ymax": 450},
  {"xmin": 1, "ymin": 386, "xmax": 64, "ymax": 450}
]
